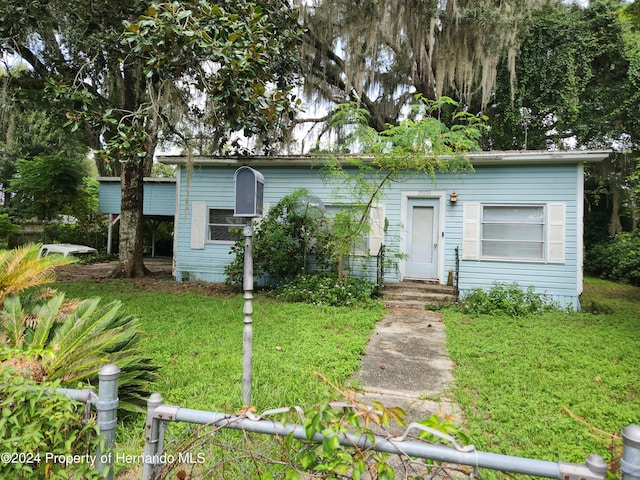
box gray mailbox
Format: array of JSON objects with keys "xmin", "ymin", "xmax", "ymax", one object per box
[{"xmin": 234, "ymin": 166, "xmax": 264, "ymax": 217}]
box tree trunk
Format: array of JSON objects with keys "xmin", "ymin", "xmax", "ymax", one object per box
[
  {"xmin": 608, "ymin": 183, "xmax": 623, "ymax": 237},
  {"xmin": 111, "ymin": 159, "xmax": 148, "ymax": 278}
]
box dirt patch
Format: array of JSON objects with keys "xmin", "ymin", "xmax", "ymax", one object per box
[
  {"xmin": 54, "ymin": 257, "xmax": 235, "ymax": 296},
  {"xmin": 55, "ymin": 256, "xmax": 173, "ymax": 281}
]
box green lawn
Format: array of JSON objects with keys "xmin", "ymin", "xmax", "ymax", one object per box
[
  {"xmin": 52, "ymin": 278, "xmax": 383, "ymax": 411},
  {"xmin": 53, "ymin": 274, "xmax": 639, "ymax": 474},
  {"xmin": 443, "ymin": 277, "xmax": 640, "ymax": 468}
]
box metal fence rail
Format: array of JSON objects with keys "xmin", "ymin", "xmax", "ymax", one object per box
[
  {"xmin": 48, "ymin": 366, "xmax": 640, "ymax": 480},
  {"xmin": 140, "ymin": 392, "xmax": 640, "ymax": 480}
]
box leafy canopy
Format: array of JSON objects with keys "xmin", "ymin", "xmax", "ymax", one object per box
[{"xmin": 10, "ymin": 155, "xmax": 92, "ymax": 221}]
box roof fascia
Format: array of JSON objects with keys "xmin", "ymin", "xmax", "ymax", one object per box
[{"xmin": 157, "ymin": 150, "xmax": 611, "ymax": 167}]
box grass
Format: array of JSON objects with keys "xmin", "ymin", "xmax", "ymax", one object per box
[
  {"xmin": 52, "ymin": 274, "xmax": 639, "ymax": 476},
  {"xmin": 52, "ymin": 277, "xmax": 383, "ymax": 477},
  {"xmin": 443, "ymin": 277, "xmax": 640, "ymax": 469},
  {"xmin": 52, "ymin": 278, "xmax": 382, "ymax": 411}
]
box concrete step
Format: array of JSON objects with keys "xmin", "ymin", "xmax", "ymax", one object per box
[{"xmin": 381, "ymin": 281, "xmax": 457, "ymax": 310}]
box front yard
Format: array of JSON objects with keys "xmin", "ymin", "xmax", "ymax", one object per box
[{"xmin": 51, "ymin": 273, "xmax": 640, "ymax": 475}]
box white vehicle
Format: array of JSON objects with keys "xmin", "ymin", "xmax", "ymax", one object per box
[{"xmin": 38, "ymin": 244, "xmax": 98, "ymax": 258}]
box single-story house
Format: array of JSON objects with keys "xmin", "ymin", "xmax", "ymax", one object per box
[{"xmin": 158, "ymin": 150, "xmax": 609, "ymax": 309}]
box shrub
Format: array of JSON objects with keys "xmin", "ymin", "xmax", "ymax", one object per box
[
  {"xmin": 274, "ymin": 273, "xmax": 379, "ymax": 307},
  {"xmin": 460, "ymin": 282, "xmax": 562, "ymax": 317},
  {"xmin": 0, "ymin": 294, "xmax": 159, "ymax": 412},
  {"xmin": 225, "ymin": 190, "xmax": 334, "ymax": 287},
  {"xmin": 0, "ymin": 367, "xmax": 104, "ymax": 479},
  {"xmin": 0, "ymin": 244, "xmax": 158, "ymax": 412},
  {"xmin": 585, "ymin": 230, "xmax": 640, "ymax": 286}
]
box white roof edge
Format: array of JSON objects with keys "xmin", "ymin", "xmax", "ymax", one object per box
[
  {"xmin": 468, "ymin": 150, "xmax": 611, "ymax": 164},
  {"xmin": 97, "ymin": 176, "xmax": 176, "ymax": 183},
  {"xmin": 157, "ymin": 150, "xmax": 611, "ymax": 167}
]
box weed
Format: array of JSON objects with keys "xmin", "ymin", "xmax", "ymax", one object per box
[
  {"xmin": 459, "ymin": 281, "xmax": 563, "ymax": 317},
  {"xmin": 273, "ymin": 273, "xmax": 381, "ymax": 308}
]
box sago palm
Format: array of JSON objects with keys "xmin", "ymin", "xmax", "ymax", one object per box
[
  {"xmin": 0, "ymin": 244, "xmax": 158, "ymax": 411},
  {"xmin": 0, "ymin": 243, "xmax": 74, "ymax": 307}
]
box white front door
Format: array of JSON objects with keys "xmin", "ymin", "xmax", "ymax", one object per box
[{"xmin": 406, "ymin": 198, "xmax": 439, "ymax": 279}]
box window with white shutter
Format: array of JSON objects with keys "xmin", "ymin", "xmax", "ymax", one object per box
[
  {"xmin": 547, "ymin": 203, "xmax": 566, "ymax": 263},
  {"xmin": 462, "ymin": 202, "xmax": 566, "ymax": 263},
  {"xmin": 462, "ymin": 203, "xmax": 480, "ymax": 260}
]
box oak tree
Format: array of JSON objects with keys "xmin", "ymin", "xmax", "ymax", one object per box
[{"xmin": 1, "ymin": 0, "xmax": 302, "ymax": 276}]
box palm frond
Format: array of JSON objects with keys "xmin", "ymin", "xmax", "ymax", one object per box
[
  {"xmin": 30, "ymin": 294, "xmax": 66, "ymax": 350},
  {"xmin": 0, "ymin": 244, "xmax": 75, "ymax": 307},
  {"xmin": 0, "ymin": 251, "xmax": 159, "ymax": 411},
  {"xmin": 41, "ymin": 298, "xmax": 158, "ymax": 410},
  {"xmin": 1, "ymin": 295, "xmax": 27, "ymax": 347}
]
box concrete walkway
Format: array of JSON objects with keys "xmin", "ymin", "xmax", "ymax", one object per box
[{"xmin": 352, "ymin": 307, "xmax": 459, "ymax": 425}]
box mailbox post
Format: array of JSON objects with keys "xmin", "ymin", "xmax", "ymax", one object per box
[{"xmin": 234, "ymin": 167, "xmax": 264, "ymax": 406}]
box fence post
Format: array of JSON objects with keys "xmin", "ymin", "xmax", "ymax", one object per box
[
  {"xmin": 96, "ymin": 364, "xmax": 120, "ymax": 480},
  {"xmin": 142, "ymin": 393, "xmax": 164, "ymax": 480},
  {"xmin": 622, "ymin": 425, "xmax": 640, "ymax": 480}
]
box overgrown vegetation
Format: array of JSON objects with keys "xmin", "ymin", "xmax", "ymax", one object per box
[
  {"xmin": 459, "ymin": 282, "xmax": 563, "ymax": 317},
  {"xmin": 224, "ymin": 189, "xmax": 333, "ymax": 287},
  {"xmin": 444, "ymin": 277, "xmax": 640, "ymax": 470},
  {"xmin": 0, "ymin": 368, "xmax": 104, "ymax": 480},
  {"xmin": 274, "ymin": 273, "xmax": 379, "ymax": 308},
  {"xmin": 586, "ymin": 230, "xmax": 640, "ymax": 286},
  {"xmin": 0, "ymin": 244, "xmax": 158, "ymax": 411}
]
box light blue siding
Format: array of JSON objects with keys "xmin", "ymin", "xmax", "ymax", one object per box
[
  {"xmin": 98, "ymin": 178, "xmax": 176, "ymax": 216},
  {"xmin": 172, "ymin": 162, "xmax": 584, "ymax": 308}
]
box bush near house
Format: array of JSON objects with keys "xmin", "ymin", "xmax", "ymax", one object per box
[
  {"xmin": 274, "ymin": 273, "xmax": 379, "ymax": 307},
  {"xmin": 459, "ymin": 282, "xmax": 563, "ymax": 317},
  {"xmin": 225, "ymin": 190, "xmax": 334, "ymax": 287},
  {"xmin": 585, "ymin": 230, "xmax": 640, "ymax": 286}
]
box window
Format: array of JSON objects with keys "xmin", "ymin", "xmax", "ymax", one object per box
[
  {"xmin": 324, "ymin": 203, "xmax": 385, "ymax": 255},
  {"xmin": 481, "ymin": 205, "xmax": 545, "ymax": 261},
  {"xmin": 208, "ymin": 208, "xmax": 244, "ymax": 242},
  {"xmin": 462, "ymin": 203, "xmax": 565, "ymax": 263}
]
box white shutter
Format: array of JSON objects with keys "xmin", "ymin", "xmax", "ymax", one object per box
[
  {"xmin": 547, "ymin": 203, "xmax": 565, "ymax": 263},
  {"xmin": 462, "ymin": 203, "xmax": 480, "ymax": 260},
  {"xmin": 368, "ymin": 203, "xmax": 385, "ymax": 254},
  {"xmin": 190, "ymin": 201, "xmax": 206, "ymax": 250}
]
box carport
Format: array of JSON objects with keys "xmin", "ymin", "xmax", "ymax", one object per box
[{"xmin": 97, "ymin": 177, "xmax": 176, "ymax": 257}]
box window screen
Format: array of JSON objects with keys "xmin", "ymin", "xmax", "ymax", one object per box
[
  {"xmin": 481, "ymin": 205, "xmax": 545, "ymax": 260},
  {"xmin": 208, "ymin": 208, "xmax": 243, "ymax": 242}
]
